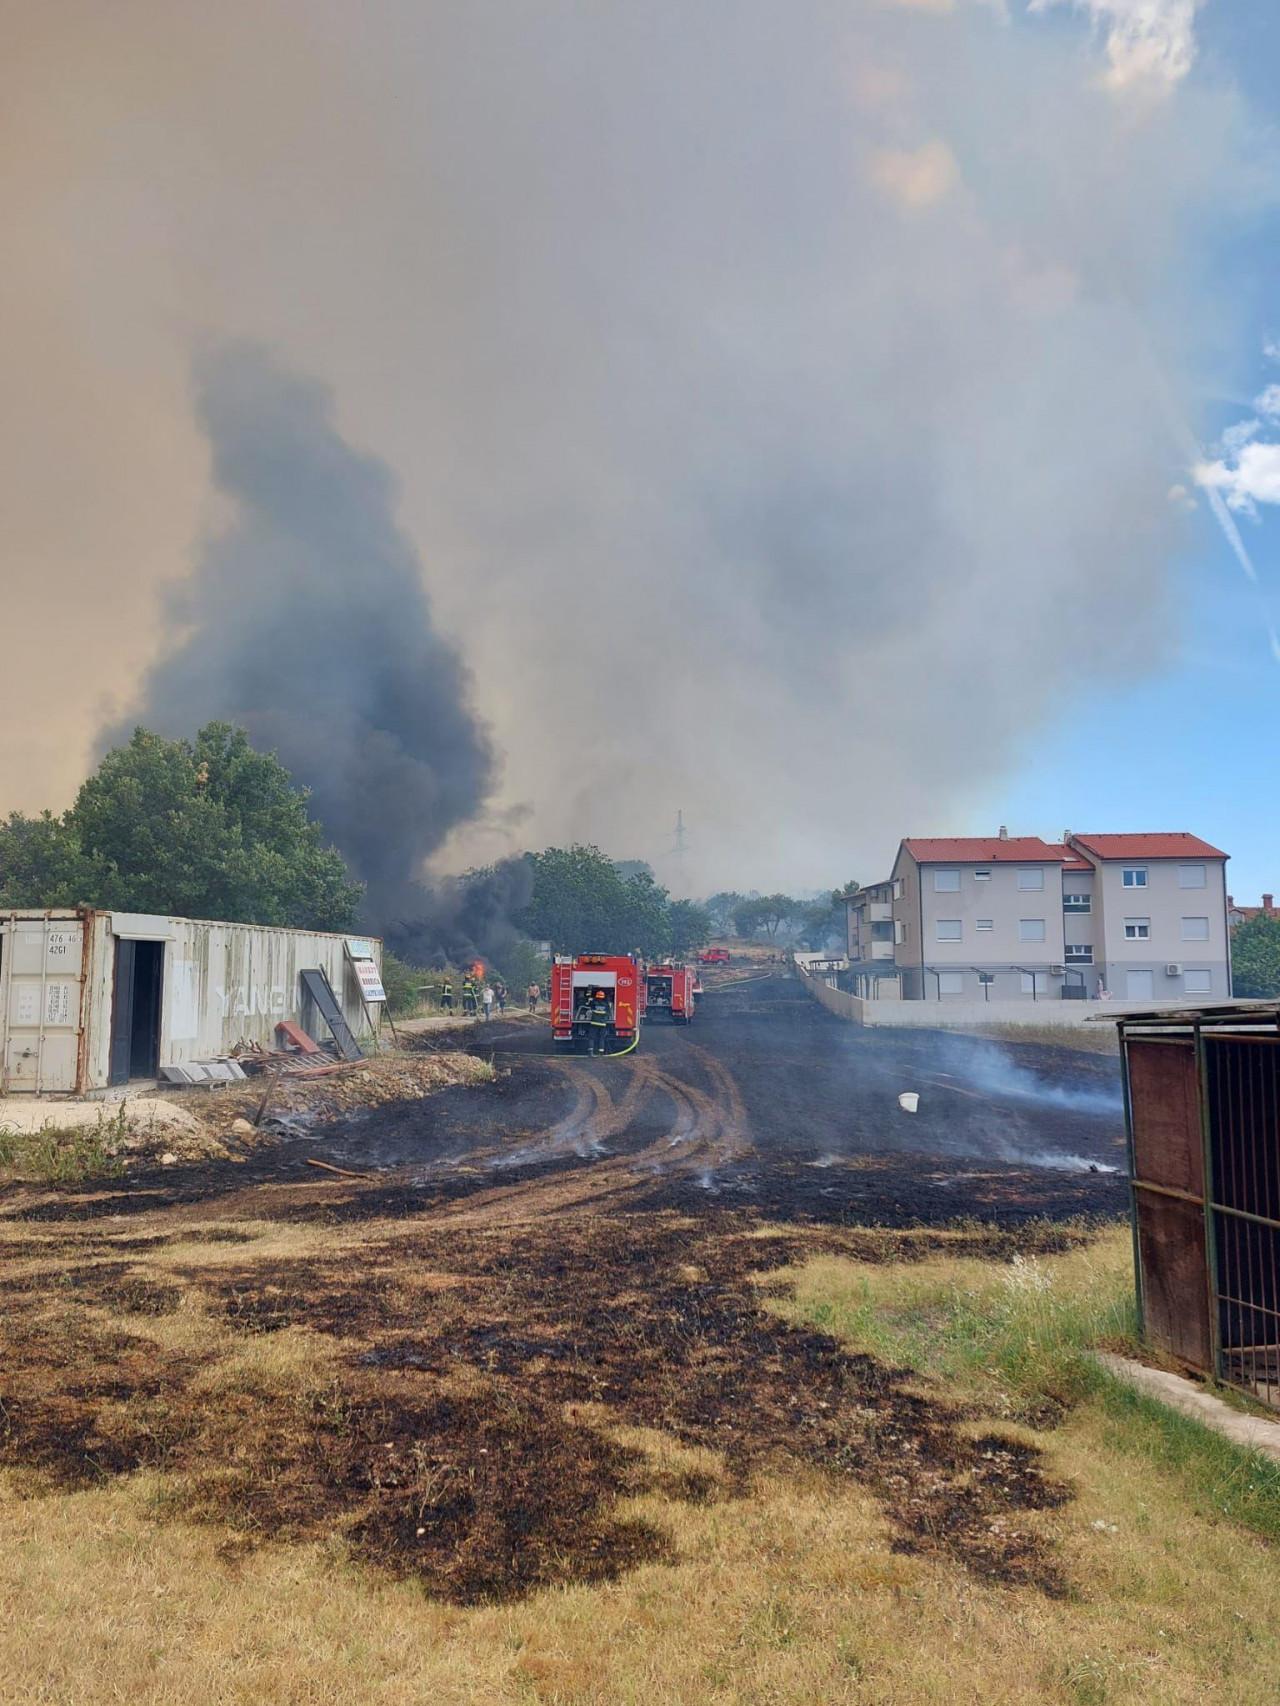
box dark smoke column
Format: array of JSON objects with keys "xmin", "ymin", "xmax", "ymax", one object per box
[{"xmin": 123, "ymin": 343, "xmax": 494, "ymax": 924}]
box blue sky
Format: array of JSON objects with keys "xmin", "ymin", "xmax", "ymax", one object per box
[{"xmin": 985, "ymin": 2, "xmax": 1280, "ymax": 903}]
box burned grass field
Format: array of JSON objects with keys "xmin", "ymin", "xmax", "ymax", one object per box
[{"xmin": 10, "ymin": 978, "xmax": 1260, "ymax": 1705}]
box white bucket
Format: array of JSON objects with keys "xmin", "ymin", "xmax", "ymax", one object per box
[{"xmin": 897, "ymin": 1092, "xmax": 919, "ymax": 1114}]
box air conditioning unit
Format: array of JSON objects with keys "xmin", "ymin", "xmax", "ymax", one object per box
[
  {"xmin": 1165, "ymin": 963, "xmax": 1182, "ymax": 977},
  {"xmin": 1049, "ymin": 965, "xmax": 1064, "ymax": 976}
]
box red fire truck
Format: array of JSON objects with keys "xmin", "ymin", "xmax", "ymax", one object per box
[
  {"xmin": 645, "ymin": 962, "xmax": 697, "ymax": 1024},
  {"xmin": 550, "ymin": 953, "xmax": 646, "ymax": 1054}
]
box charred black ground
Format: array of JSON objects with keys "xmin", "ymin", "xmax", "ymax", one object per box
[{"xmin": 0, "ymin": 975, "xmax": 1126, "ymax": 1602}]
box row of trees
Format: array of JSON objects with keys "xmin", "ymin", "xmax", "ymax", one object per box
[
  {"xmin": 704, "ymin": 884, "xmax": 858, "ymax": 950},
  {"xmin": 0, "ymin": 728, "xmax": 716, "ymax": 967}
]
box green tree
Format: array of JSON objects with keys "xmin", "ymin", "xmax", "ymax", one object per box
[
  {"xmin": 0, "ymin": 811, "xmax": 96, "ymax": 908},
  {"xmin": 704, "ymin": 890, "xmax": 746, "ymax": 934},
  {"xmin": 733, "ymin": 893, "xmax": 799, "ymax": 940},
  {"xmin": 520, "ymin": 845, "xmax": 674, "ymax": 956},
  {"xmin": 668, "ymin": 898, "xmax": 712, "ymax": 956},
  {"xmin": 1231, "ymin": 914, "xmax": 1280, "ymax": 998},
  {"xmin": 0, "ymin": 724, "xmax": 361, "ymax": 931}
]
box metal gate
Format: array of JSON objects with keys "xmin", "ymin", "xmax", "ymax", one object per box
[
  {"xmin": 1122, "ymin": 1005, "xmax": 1280, "ymax": 1408},
  {"xmin": 0, "ymin": 913, "xmax": 88, "ymax": 1092}
]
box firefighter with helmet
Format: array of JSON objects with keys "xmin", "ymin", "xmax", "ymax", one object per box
[
  {"xmin": 587, "ymin": 988, "xmax": 610, "ymax": 1055},
  {"xmin": 440, "ymin": 976, "xmax": 454, "ymax": 1014}
]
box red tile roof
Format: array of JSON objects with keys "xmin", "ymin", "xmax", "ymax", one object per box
[
  {"xmin": 1070, "ymin": 833, "xmax": 1228, "ymax": 862},
  {"xmin": 901, "ymin": 837, "xmax": 1065, "ymax": 864},
  {"xmin": 1047, "ymin": 843, "xmax": 1093, "ymax": 873}
]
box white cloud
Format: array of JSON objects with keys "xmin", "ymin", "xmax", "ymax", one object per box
[
  {"xmin": 1222, "ymin": 417, "xmax": 1260, "ymax": 453},
  {"xmin": 1196, "ymin": 443, "xmax": 1280, "ymax": 516},
  {"xmin": 1029, "ymin": 0, "xmax": 1201, "ymax": 92},
  {"xmin": 1255, "ymin": 384, "xmax": 1280, "ymax": 420},
  {"xmin": 1166, "ymin": 483, "xmax": 1197, "ymax": 512}
]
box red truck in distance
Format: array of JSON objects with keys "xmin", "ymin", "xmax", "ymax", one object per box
[
  {"xmin": 645, "ymin": 963, "xmax": 697, "ymax": 1024},
  {"xmin": 699, "ymin": 947, "xmax": 731, "ymax": 964}
]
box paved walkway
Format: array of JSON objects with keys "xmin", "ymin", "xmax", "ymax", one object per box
[{"xmin": 1096, "ymin": 1352, "xmax": 1280, "ymax": 1463}]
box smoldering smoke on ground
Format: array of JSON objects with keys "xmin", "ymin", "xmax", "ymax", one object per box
[{"xmin": 112, "ymin": 343, "xmax": 497, "ymax": 951}]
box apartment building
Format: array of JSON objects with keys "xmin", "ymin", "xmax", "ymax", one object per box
[{"xmin": 845, "ymin": 829, "xmax": 1230, "ymax": 1004}]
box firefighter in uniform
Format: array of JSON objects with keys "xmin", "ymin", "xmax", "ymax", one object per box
[
  {"xmin": 440, "ymin": 977, "xmax": 454, "ymax": 1013},
  {"xmin": 462, "ymin": 977, "xmax": 477, "ymax": 1016},
  {"xmin": 587, "ymin": 988, "xmax": 610, "ymax": 1056}
]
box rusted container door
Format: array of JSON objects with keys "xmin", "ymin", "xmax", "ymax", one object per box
[
  {"xmin": 1126, "ymin": 1036, "xmax": 1211, "ymax": 1371},
  {"xmin": 0, "ymin": 916, "xmax": 86, "ymax": 1092},
  {"xmin": 1204, "ymin": 1036, "xmax": 1280, "ymax": 1404}
]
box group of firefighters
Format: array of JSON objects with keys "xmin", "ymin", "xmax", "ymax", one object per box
[{"xmin": 437, "ymin": 974, "xmax": 544, "ymax": 1020}]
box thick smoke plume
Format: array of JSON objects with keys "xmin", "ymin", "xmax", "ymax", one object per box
[
  {"xmin": 119, "ymin": 344, "xmax": 497, "ymax": 950},
  {"xmin": 1, "ymin": 2, "xmax": 1269, "ymax": 890}
]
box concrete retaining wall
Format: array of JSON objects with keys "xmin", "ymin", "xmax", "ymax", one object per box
[{"xmin": 793, "ymin": 962, "xmax": 1129, "ymax": 1031}]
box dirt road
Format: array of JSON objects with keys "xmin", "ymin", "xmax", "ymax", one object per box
[
  {"xmin": 0, "ymin": 973, "xmax": 1127, "ymax": 1231},
  {"xmin": 318, "ymin": 972, "xmax": 1129, "ymax": 1227}
]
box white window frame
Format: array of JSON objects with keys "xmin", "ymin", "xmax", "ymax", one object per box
[
  {"xmin": 1180, "ymin": 916, "xmax": 1210, "ymax": 942},
  {"xmin": 1063, "ymin": 893, "xmax": 1091, "ymax": 912},
  {"xmin": 1017, "ymin": 868, "xmax": 1044, "ymax": 891},
  {"xmin": 1018, "ymin": 918, "xmax": 1046, "ymax": 943},
  {"xmin": 933, "ymin": 869, "xmax": 961, "ymax": 892},
  {"xmin": 1178, "ymin": 864, "xmax": 1207, "ymax": 889},
  {"xmin": 935, "ymin": 919, "xmax": 962, "ymax": 941},
  {"xmin": 974, "ymin": 869, "xmax": 991, "ymax": 882},
  {"xmin": 1184, "ymin": 969, "xmax": 1212, "ymax": 995},
  {"xmin": 1064, "ymin": 944, "xmax": 1093, "ymax": 964},
  {"xmin": 1124, "ymin": 917, "xmax": 1150, "ymax": 941},
  {"xmin": 976, "ymin": 918, "xmax": 993, "ymax": 932},
  {"xmin": 936, "ymin": 970, "xmax": 964, "ymax": 997},
  {"xmin": 1122, "ymin": 867, "xmax": 1148, "ymax": 888},
  {"xmin": 893, "ymin": 919, "xmax": 906, "ymax": 945}
]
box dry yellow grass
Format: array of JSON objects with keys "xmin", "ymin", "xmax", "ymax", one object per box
[{"xmin": 3, "ymin": 1221, "xmax": 1279, "ymax": 1703}]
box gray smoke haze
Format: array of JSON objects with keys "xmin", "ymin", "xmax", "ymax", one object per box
[
  {"xmin": 115, "ymin": 344, "xmax": 495, "ymax": 938},
  {"xmin": 2, "ymin": 2, "xmax": 1269, "ymax": 890}
]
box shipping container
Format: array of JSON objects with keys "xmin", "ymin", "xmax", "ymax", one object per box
[{"xmin": 0, "ymin": 908, "xmax": 381, "ymax": 1094}]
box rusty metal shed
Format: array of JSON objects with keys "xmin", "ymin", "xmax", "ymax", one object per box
[{"xmin": 1117, "ymin": 1000, "xmax": 1280, "ymax": 1408}]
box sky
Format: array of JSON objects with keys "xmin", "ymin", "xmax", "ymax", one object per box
[
  {"xmin": 2, "ymin": 0, "xmax": 1279, "ymax": 902},
  {"xmin": 992, "ymin": 1, "xmax": 1280, "ymax": 906}
]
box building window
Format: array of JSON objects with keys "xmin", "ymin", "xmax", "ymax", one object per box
[
  {"xmin": 937, "ymin": 971, "xmax": 964, "ymax": 996},
  {"xmin": 1181, "ymin": 916, "xmax": 1210, "ymax": 941},
  {"xmin": 893, "ymin": 920, "xmax": 906, "ymax": 945},
  {"xmin": 974, "ymin": 869, "xmax": 991, "ymax": 881},
  {"xmin": 1124, "ymin": 918, "xmax": 1150, "ymax": 940},
  {"xmin": 936, "ymin": 919, "xmax": 962, "ymax": 941},
  {"xmin": 933, "ymin": 869, "xmax": 960, "ymax": 892},
  {"xmin": 1184, "ymin": 969, "xmax": 1212, "ymax": 995},
  {"xmin": 1179, "ymin": 864, "xmax": 1207, "ymax": 889},
  {"xmin": 1018, "ymin": 918, "xmax": 1046, "ymax": 943},
  {"xmin": 1065, "ymin": 944, "xmax": 1093, "ymax": 964},
  {"xmin": 1122, "ymin": 868, "xmax": 1148, "ymax": 888},
  {"xmin": 976, "ymin": 918, "xmax": 993, "ymax": 932},
  {"xmin": 893, "ymin": 878, "xmax": 904, "ymax": 900},
  {"xmin": 1017, "ymin": 868, "xmax": 1044, "ymax": 890},
  {"xmin": 1020, "ymin": 971, "xmax": 1047, "ymax": 995},
  {"xmin": 1063, "ymin": 893, "xmax": 1091, "ymax": 912}
]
